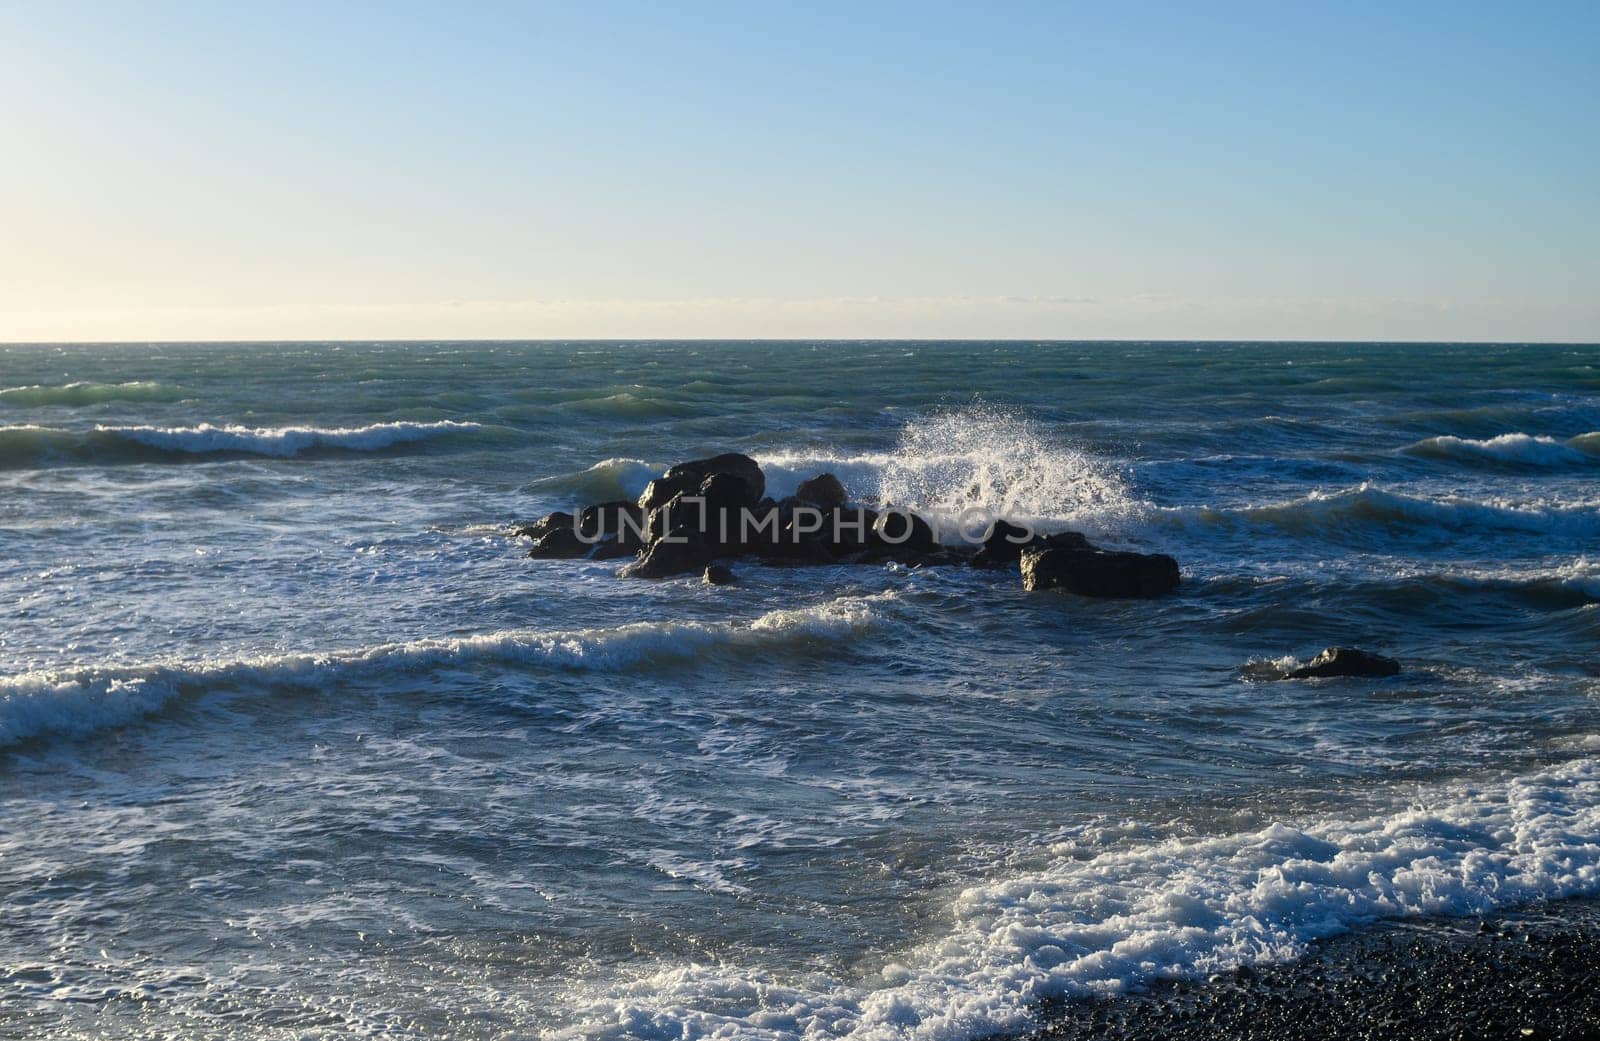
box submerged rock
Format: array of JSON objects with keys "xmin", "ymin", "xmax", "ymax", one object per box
[
  {"xmin": 1020, "ymin": 543, "xmax": 1180, "ymax": 598},
  {"xmin": 702, "ymin": 564, "xmax": 736, "ymax": 586},
  {"xmin": 1289, "ymin": 647, "xmax": 1401, "ymax": 679}
]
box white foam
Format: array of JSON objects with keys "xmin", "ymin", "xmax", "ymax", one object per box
[
  {"xmin": 759, "ymin": 408, "xmax": 1140, "ymax": 535},
  {"xmin": 564, "ymin": 756, "xmax": 1600, "ymax": 1041},
  {"xmin": 0, "ymin": 594, "xmax": 891, "ymax": 749},
  {"xmin": 103, "ymin": 419, "xmax": 481, "ymax": 457},
  {"xmin": 1402, "ymin": 431, "xmax": 1600, "ymax": 468}
]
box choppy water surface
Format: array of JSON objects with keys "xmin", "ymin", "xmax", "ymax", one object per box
[{"xmin": 1, "ymin": 341, "xmax": 1597, "ymax": 1039}]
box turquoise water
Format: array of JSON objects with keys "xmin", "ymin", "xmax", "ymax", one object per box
[{"xmin": 2, "ymin": 341, "xmax": 1598, "ymax": 1039}]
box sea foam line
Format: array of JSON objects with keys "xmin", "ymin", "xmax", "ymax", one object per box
[
  {"xmin": 103, "ymin": 419, "xmax": 483, "ymax": 457},
  {"xmin": 0, "ymin": 594, "xmax": 891, "ymax": 749},
  {"xmin": 566, "ymin": 755, "xmax": 1600, "ymax": 1041}
]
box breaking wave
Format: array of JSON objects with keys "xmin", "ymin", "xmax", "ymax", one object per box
[
  {"xmin": 759, "ymin": 407, "xmax": 1141, "ymax": 534},
  {"xmin": 0, "ymin": 380, "xmax": 187, "ymax": 406},
  {"xmin": 0, "ymin": 420, "xmax": 487, "ymax": 469},
  {"xmin": 528, "ymin": 457, "xmax": 662, "ymax": 503},
  {"xmin": 1401, "ymin": 431, "xmax": 1600, "ymax": 468},
  {"xmin": 567, "ymin": 756, "xmax": 1600, "ymax": 1041},
  {"xmin": 0, "ymin": 595, "xmax": 890, "ymax": 749}
]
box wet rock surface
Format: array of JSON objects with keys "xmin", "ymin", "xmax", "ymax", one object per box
[
  {"xmin": 1020, "ymin": 543, "xmax": 1182, "ymax": 598},
  {"xmin": 1289, "ymin": 646, "xmax": 1403, "ymax": 679}
]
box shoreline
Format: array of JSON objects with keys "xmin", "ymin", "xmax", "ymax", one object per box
[{"xmin": 1015, "ymin": 897, "xmax": 1600, "ymax": 1040}]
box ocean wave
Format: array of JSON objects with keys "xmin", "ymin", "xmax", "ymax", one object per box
[
  {"xmin": 567, "ymin": 756, "xmax": 1600, "ymax": 1041},
  {"xmin": 1160, "ymin": 483, "xmax": 1600, "ymax": 539},
  {"xmin": 0, "ymin": 420, "xmax": 485, "ymax": 469},
  {"xmin": 0, "ymin": 380, "xmax": 187, "ymax": 406},
  {"xmin": 1394, "ymin": 558, "xmax": 1600, "ymax": 604},
  {"xmin": 1401, "ymin": 431, "xmax": 1600, "ymax": 468},
  {"xmin": 758, "ymin": 407, "xmax": 1141, "ymax": 535},
  {"xmin": 527, "ymin": 457, "xmax": 663, "ymax": 503},
  {"xmin": 0, "ymin": 595, "xmax": 890, "ymax": 749}
]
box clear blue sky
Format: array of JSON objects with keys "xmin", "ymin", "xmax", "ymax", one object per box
[{"xmin": 1, "ymin": 0, "xmax": 1595, "ymax": 341}]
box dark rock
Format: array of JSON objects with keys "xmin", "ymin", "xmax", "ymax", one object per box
[
  {"xmin": 619, "ymin": 526, "xmax": 716, "ymax": 579},
  {"xmin": 578, "ymin": 500, "xmax": 645, "ymax": 544},
  {"xmin": 870, "ymin": 507, "xmax": 937, "ymax": 553},
  {"xmin": 638, "ymin": 473, "xmax": 701, "ymax": 513},
  {"xmin": 663, "ymin": 452, "xmax": 764, "ymax": 508},
  {"xmin": 823, "ymin": 506, "xmax": 877, "ymax": 556},
  {"xmin": 717, "ymin": 501, "xmax": 781, "ymax": 555},
  {"xmin": 514, "ymin": 511, "xmax": 573, "ymax": 541},
  {"xmin": 972, "ymin": 518, "xmax": 1037, "ymax": 565},
  {"xmin": 702, "ymin": 564, "xmax": 736, "ymax": 586},
  {"xmin": 1043, "ymin": 530, "xmax": 1093, "ymax": 551},
  {"xmin": 698, "ymin": 472, "xmax": 751, "ymax": 516},
  {"xmin": 645, "ymin": 491, "xmax": 705, "ymax": 543},
  {"xmin": 755, "ymin": 512, "xmax": 839, "ymax": 564},
  {"xmin": 1288, "ymin": 647, "xmax": 1401, "ymax": 679},
  {"xmin": 761, "ymin": 534, "xmax": 837, "ymax": 566},
  {"xmin": 527, "ymin": 527, "xmax": 590, "ymax": 559},
  {"xmin": 795, "ymin": 473, "xmax": 848, "ymax": 511},
  {"xmin": 589, "ymin": 538, "xmax": 637, "ymax": 561},
  {"xmin": 1020, "ymin": 544, "xmax": 1180, "ymax": 598}
]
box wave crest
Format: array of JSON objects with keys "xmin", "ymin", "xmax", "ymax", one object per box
[
  {"xmin": 1402, "ymin": 431, "xmax": 1600, "ymax": 468},
  {"xmin": 527, "ymin": 457, "xmax": 662, "ymax": 502},
  {"xmin": 0, "ymin": 595, "xmax": 890, "ymax": 749},
  {"xmin": 0, "ymin": 420, "xmax": 484, "ymax": 469},
  {"xmin": 0, "ymin": 380, "xmax": 187, "ymax": 406}
]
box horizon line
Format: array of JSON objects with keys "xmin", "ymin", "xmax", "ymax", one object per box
[{"xmin": 4, "ymin": 336, "xmax": 1597, "ymax": 347}]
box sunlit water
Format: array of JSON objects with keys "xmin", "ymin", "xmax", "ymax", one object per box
[{"xmin": 2, "ymin": 341, "xmax": 1598, "ymax": 1039}]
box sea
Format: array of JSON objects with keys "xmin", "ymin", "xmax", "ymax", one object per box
[{"xmin": 1, "ymin": 340, "xmax": 1597, "ymax": 1040}]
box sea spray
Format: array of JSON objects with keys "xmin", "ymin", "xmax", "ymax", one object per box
[{"xmin": 757, "ymin": 406, "xmax": 1142, "ymax": 535}]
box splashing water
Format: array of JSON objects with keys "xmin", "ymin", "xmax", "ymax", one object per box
[{"xmin": 875, "ymin": 407, "xmax": 1140, "ymax": 532}]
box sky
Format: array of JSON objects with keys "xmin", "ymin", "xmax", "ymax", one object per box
[{"xmin": 0, "ymin": 0, "xmax": 1596, "ymax": 342}]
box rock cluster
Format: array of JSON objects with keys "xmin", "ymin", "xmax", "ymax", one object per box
[{"xmin": 520, "ymin": 452, "xmax": 1182, "ymax": 598}]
